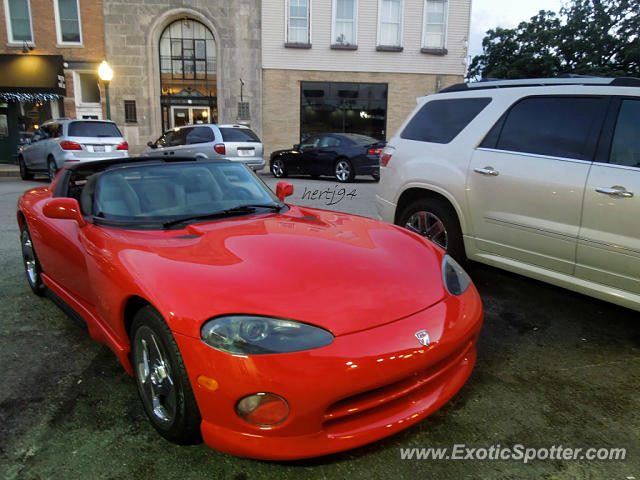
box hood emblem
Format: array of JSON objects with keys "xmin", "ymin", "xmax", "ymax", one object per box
[{"xmin": 415, "ymin": 329, "xmax": 430, "ymax": 346}]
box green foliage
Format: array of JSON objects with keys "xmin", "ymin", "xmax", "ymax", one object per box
[{"xmin": 468, "ymin": 0, "xmax": 640, "ymax": 80}]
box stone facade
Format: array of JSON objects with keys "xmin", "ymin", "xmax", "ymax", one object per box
[
  {"xmin": 262, "ymin": 69, "xmax": 461, "ymax": 158},
  {"xmin": 102, "ymin": 0, "xmax": 262, "ymax": 153}
]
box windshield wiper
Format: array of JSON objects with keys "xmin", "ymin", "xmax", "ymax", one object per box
[{"xmin": 163, "ymin": 203, "xmax": 284, "ymax": 228}]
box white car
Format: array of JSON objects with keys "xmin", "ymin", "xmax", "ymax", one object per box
[{"xmin": 377, "ymin": 77, "xmax": 640, "ymax": 312}]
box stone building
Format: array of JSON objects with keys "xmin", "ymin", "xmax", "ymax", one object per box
[
  {"xmin": 102, "ymin": 0, "xmax": 261, "ymax": 153},
  {"xmin": 0, "ymin": 0, "xmax": 107, "ymax": 162},
  {"xmin": 261, "ymin": 0, "xmax": 471, "ymax": 157}
]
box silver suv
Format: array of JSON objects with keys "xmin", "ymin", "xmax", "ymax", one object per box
[
  {"xmin": 18, "ymin": 119, "xmax": 128, "ymax": 181},
  {"xmin": 377, "ymin": 77, "xmax": 640, "ymax": 312},
  {"xmin": 143, "ymin": 124, "xmax": 265, "ymax": 171}
]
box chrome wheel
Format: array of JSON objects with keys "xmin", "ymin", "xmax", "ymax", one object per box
[
  {"xmin": 271, "ymin": 159, "xmax": 285, "ymax": 178},
  {"xmin": 21, "ymin": 228, "xmax": 37, "ymax": 286},
  {"xmin": 335, "ymin": 160, "xmax": 352, "ymax": 182},
  {"xmin": 134, "ymin": 326, "xmax": 177, "ymax": 425},
  {"xmin": 405, "ymin": 211, "xmax": 448, "ymax": 250}
]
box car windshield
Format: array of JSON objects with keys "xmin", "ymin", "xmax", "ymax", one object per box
[
  {"xmin": 68, "ymin": 121, "xmax": 122, "ymax": 138},
  {"xmin": 90, "ymin": 162, "xmax": 280, "ymax": 228},
  {"xmin": 219, "ymin": 127, "xmax": 260, "ymax": 142}
]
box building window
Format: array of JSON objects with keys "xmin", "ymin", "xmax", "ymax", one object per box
[
  {"xmin": 4, "ymin": 0, "xmax": 34, "ymax": 43},
  {"xmin": 300, "ymin": 82, "xmax": 388, "ymax": 141},
  {"xmin": 422, "ymin": 0, "xmax": 447, "ymax": 53},
  {"xmin": 287, "ymin": 0, "xmax": 310, "ymax": 45},
  {"xmin": 377, "ymin": 0, "xmax": 403, "ymax": 49},
  {"xmin": 54, "ymin": 0, "xmax": 82, "ymax": 44},
  {"xmin": 332, "ymin": 0, "xmax": 357, "ymax": 47},
  {"xmin": 124, "ymin": 100, "xmax": 137, "ymax": 123},
  {"xmin": 160, "ymin": 19, "xmax": 216, "ymax": 80}
]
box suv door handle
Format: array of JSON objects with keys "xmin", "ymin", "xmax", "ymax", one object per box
[
  {"xmin": 474, "ymin": 167, "xmax": 499, "ymax": 176},
  {"xmin": 596, "ymin": 186, "xmax": 634, "ymax": 198}
]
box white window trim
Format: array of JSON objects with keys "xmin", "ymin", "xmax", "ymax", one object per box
[
  {"xmin": 331, "ymin": 0, "xmax": 358, "ymax": 46},
  {"xmin": 376, "ymin": 0, "xmax": 404, "ymax": 47},
  {"xmin": 3, "ymin": 0, "xmax": 35, "ymax": 46},
  {"xmin": 285, "ymin": 0, "xmax": 312, "ymax": 45},
  {"xmin": 73, "ymin": 71, "xmax": 101, "ymax": 108},
  {"xmin": 421, "ymin": 0, "xmax": 449, "ymax": 50},
  {"xmin": 53, "ymin": 0, "xmax": 83, "ymax": 46}
]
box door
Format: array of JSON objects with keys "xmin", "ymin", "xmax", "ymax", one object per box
[
  {"xmin": 170, "ymin": 106, "xmax": 210, "ymax": 128},
  {"xmin": 23, "ymin": 128, "xmax": 47, "ymax": 169},
  {"xmin": 467, "ymin": 96, "xmax": 609, "ymax": 274},
  {"xmin": 297, "ymin": 135, "xmax": 321, "ymax": 174},
  {"xmin": 315, "ymin": 135, "xmax": 342, "ymax": 175},
  {"xmin": 576, "ymin": 97, "xmax": 640, "ymax": 294}
]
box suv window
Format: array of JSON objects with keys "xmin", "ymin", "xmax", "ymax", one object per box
[
  {"xmin": 610, "ymin": 99, "xmax": 640, "ymax": 168},
  {"xmin": 219, "ymin": 127, "xmax": 260, "ymax": 143},
  {"xmin": 68, "ymin": 121, "xmax": 122, "ymax": 138},
  {"xmin": 487, "ymin": 96, "xmax": 607, "ymax": 161},
  {"xmin": 186, "ymin": 126, "xmax": 215, "ymax": 145},
  {"xmin": 401, "ymin": 98, "xmax": 491, "ymax": 144},
  {"xmin": 43, "ymin": 123, "xmax": 62, "ymax": 138}
]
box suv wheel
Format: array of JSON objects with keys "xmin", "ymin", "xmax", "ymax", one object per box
[
  {"xmin": 19, "ymin": 156, "xmax": 34, "ymax": 181},
  {"xmin": 398, "ymin": 198, "xmax": 465, "ymax": 261},
  {"xmin": 47, "ymin": 157, "xmax": 58, "ymax": 181}
]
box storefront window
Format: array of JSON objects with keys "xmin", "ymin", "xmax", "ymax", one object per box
[{"xmin": 300, "ymin": 82, "xmax": 388, "ymax": 141}]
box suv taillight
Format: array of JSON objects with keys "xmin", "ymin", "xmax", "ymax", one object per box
[
  {"xmin": 367, "ymin": 147, "xmax": 382, "ymax": 156},
  {"xmin": 117, "ymin": 141, "xmax": 128, "ymax": 150},
  {"xmin": 214, "ymin": 143, "xmax": 226, "ymax": 155},
  {"xmin": 60, "ymin": 141, "xmax": 82, "ymax": 151},
  {"xmin": 380, "ymin": 146, "xmax": 395, "ymax": 167}
]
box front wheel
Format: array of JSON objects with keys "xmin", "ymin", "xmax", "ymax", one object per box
[
  {"xmin": 271, "ymin": 158, "xmax": 287, "ymax": 178},
  {"xmin": 19, "ymin": 156, "xmax": 34, "ymax": 180},
  {"xmin": 131, "ymin": 306, "xmax": 201, "ymax": 444},
  {"xmin": 335, "ymin": 159, "xmax": 354, "ymax": 183},
  {"xmin": 21, "ymin": 226, "xmax": 46, "ymax": 296},
  {"xmin": 397, "ymin": 198, "xmax": 465, "ymax": 262}
]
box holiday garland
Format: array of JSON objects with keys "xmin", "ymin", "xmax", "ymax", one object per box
[{"xmin": 0, "ymin": 93, "xmax": 62, "ymax": 103}]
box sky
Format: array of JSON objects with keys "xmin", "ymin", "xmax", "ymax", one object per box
[{"xmin": 469, "ymin": 0, "xmax": 565, "ymax": 60}]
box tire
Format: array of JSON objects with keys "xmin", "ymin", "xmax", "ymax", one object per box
[
  {"xmin": 21, "ymin": 225, "xmax": 46, "ymax": 296},
  {"xmin": 372, "ymin": 172, "xmax": 380, "ymax": 181},
  {"xmin": 397, "ymin": 198, "xmax": 466, "ymax": 262},
  {"xmin": 335, "ymin": 158, "xmax": 354, "ymax": 183},
  {"xmin": 19, "ymin": 156, "xmax": 34, "ymax": 181},
  {"xmin": 47, "ymin": 157, "xmax": 58, "ymax": 181},
  {"xmin": 131, "ymin": 306, "xmax": 202, "ymax": 444},
  {"xmin": 271, "ymin": 158, "xmax": 287, "ymax": 178}
]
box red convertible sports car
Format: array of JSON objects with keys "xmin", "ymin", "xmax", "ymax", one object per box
[{"xmin": 17, "ymin": 157, "xmax": 483, "ymax": 460}]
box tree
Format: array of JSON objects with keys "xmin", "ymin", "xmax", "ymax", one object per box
[{"xmin": 468, "ymin": 0, "xmax": 640, "ymax": 80}]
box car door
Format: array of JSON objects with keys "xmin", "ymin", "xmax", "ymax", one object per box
[
  {"xmin": 184, "ymin": 126, "xmax": 215, "ymax": 158},
  {"xmin": 24, "ymin": 129, "xmax": 46, "ymax": 169},
  {"xmin": 467, "ymin": 96, "xmax": 609, "ymax": 274},
  {"xmin": 296, "ymin": 135, "xmax": 321, "ymax": 174},
  {"xmin": 315, "ymin": 135, "xmax": 342, "ymax": 175},
  {"xmin": 576, "ymin": 97, "xmax": 640, "ymax": 295}
]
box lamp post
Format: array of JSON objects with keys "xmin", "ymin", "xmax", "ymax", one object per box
[{"xmin": 98, "ymin": 60, "xmax": 113, "ymax": 120}]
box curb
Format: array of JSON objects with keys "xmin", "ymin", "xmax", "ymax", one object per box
[{"xmin": 0, "ymin": 167, "xmax": 20, "ymax": 178}]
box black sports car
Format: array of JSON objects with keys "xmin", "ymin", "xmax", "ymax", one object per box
[{"xmin": 270, "ymin": 133, "xmax": 384, "ymax": 182}]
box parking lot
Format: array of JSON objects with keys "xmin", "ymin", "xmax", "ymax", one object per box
[{"xmin": 1, "ymin": 173, "xmax": 638, "ymax": 480}]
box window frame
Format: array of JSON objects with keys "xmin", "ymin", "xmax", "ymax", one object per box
[
  {"xmin": 421, "ymin": 0, "xmax": 448, "ymax": 53},
  {"xmin": 3, "ymin": 0, "xmax": 34, "ymax": 45},
  {"xmin": 124, "ymin": 100, "xmax": 137, "ymax": 124},
  {"xmin": 331, "ymin": 0, "xmax": 358, "ymax": 48},
  {"xmin": 53, "ymin": 0, "xmax": 83, "ymax": 46},
  {"xmin": 73, "ymin": 71, "xmax": 101, "ymax": 107},
  {"xmin": 377, "ymin": 0, "xmax": 403, "ymax": 49},
  {"xmin": 285, "ymin": 0, "xmax": 312, "ymax": 47}
]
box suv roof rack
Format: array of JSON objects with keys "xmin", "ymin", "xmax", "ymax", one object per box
[{"xmin": 439, "ymin": 76, "xmax": 640, "ymax": 93}]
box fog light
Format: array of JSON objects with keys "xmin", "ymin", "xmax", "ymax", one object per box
[{"xmin": 236, "ymin": 393, "xmax": 289, "ymax": 426}]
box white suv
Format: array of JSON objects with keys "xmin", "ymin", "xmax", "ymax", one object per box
[{"xmin": 377, "ymin": 77, "xmax": 640, "ymax": 312}]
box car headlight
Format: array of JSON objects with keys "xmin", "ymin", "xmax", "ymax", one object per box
[
  {"xmin": 201, "ymin": 315, "xmax": 334, "ymax": 354},
  {"xmin": 442, "ymin": 255, "xmax": 471, "ymax": 296}
]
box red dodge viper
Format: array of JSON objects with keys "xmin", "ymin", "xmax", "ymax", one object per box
[{"xmin": 16, "ymin": 158, "xmax": 483, "ymax": 460}]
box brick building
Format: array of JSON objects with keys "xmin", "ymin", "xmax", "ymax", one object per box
[{"xmin": 0, "ymin": 0, "xmax": 107, "ymax": 162}]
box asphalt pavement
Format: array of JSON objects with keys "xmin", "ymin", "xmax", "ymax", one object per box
[{"xmin": 0, "ymin": 174, "xmax": 638, "ymax": 480}]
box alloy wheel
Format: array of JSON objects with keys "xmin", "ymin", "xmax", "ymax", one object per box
[
  {"xmin": 335, "ymin": 160, "xmax": 351, "ymax": 182},
  {"xmin": 272, "ymin": 159, "xmax": 285, "ymax": 177},
  {"xmin": 48, "ymin": 160, "xmax": 57, "ymax": 181},
  {"xmin": 405, "ymin": 211, "xmax": 448, "ymax": 250},
  {"xmin": 21, "ymin": 228, "xmax": 38, "ymax": 287}
]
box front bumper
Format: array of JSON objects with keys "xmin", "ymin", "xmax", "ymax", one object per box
[{"xmin": 174, "ymin": 287, "xmax": 482, "ymax": 460}]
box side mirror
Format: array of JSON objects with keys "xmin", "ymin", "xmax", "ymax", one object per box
[
  {"xmin": 43, "ymin": 198, "xmax": 87, "ymax": 227},
  {"xmin": 276, "ymin": 181, "xmax": 294, "ymax": 202},
  {"xmin": 293, "ymin": 144, "xmax": 300, "ymax": 151},
  {"xmin": 147, "ymin": 141, "xmax": 156, "ymax": 149}
]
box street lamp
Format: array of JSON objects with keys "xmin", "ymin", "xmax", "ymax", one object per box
[{"xmin": 98, "ymin": 60, "xmax": 114, "ymax": 120}]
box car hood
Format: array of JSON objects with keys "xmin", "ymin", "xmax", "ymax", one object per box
[{"xmin": 101, "ymin": 206, "xmax": 448, "ymax": 337}]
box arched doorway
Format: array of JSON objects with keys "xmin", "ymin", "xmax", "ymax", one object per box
[{"xmin": 159, "ymin": 18, "xmax": 217, "ymax": 130}]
